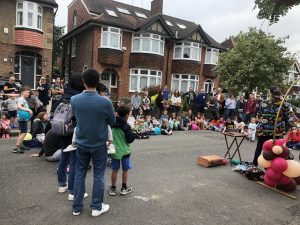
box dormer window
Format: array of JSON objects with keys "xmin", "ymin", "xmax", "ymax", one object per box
[
  {"xmin": 117, "ymin": 7, "xmax": 130, "ymax": 15},
  {"xmin": 73, "ymin": 10, "xmax": 77, "ymax": 27},
  {"xmin": 135, "ymin": 11, "xmax": 147, "ymax": 18},
  {"xmin": 166, "ymin": 21, "xmax": 173, "ymax": 26},
  {"xmin": 101, "ymin": 27, "xmax": 122, "ymax": 50},
  {"xmin": 176, "ymin": 23, "xmax": 186, "ymax": 29},
  {"xmin": 16, "ymin": 1, "xmax": 43, "ymax": 31},
  {"xmin": 106, "ymin": 9, "xmax": 118, "ymax": 17},
  {"xmin": 174, "ymin": 42, "xmax": 201, "ymax": 61}
]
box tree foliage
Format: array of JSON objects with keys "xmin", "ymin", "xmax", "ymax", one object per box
[
  {"xmin": 53, "ymin": 25, "xmax": 65, "ymax": 67},
  {"xmin": 255, "ymin": 0, "xmax": 300, "ymax": 23},
  {"xmin": 214, "ymin": 28, "xmax": 291, "ymax": 95}
]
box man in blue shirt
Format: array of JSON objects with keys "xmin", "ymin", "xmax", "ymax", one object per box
[{"xmin": 71, "ymin": 69, "xmax": 115, "ymax": 217}]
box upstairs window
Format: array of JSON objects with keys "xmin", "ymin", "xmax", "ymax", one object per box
[
  {"xmin": 174, "ymin": 42, "xmax": 201, "ymax": 61},
  {"xmin": 16, "ymin": 1, "xmax": 43, "ymax": 31},
  {"xmin": 101, "ymin": 27, "xmax": 122, "ymax": 50},
  {"xmin": 73, "ymin": 10, "xmax": 77, "ymax": 27},
  {"xmin": 106, "ymin": 9, "xmax": 118, "ymax": 17},
  {"xmin": 205, "ymin": 48, "xmax": 219, "ymax": 65},
  {"xmin": 132, "ymin": 33, "xmax": 164, "ymax": 55}
]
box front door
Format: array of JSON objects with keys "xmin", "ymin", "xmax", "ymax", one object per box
[{"xmin": 21, "ymin": 56, "xmax": 35, "ymax": 88}]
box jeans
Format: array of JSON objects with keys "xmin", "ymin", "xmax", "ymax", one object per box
[
  {"xmin": 253, "ymin": 135, "xmax": 273, "ymax": 166},
  {"xmin": 286, "ymin": 141, "xmax": 300, "ymax": 149},
  {"xmin": 57, "ymin": 150, "xmax": 77, "ymax": 194},
  {"xmin": 73, "ymin": 145, "xmax": 107, "ymax": 212},
  {"xmin": 45, "ymin": 149, "xmax": 61, "ymax": 162},
  {"xmin": 225, "ymin": 109, "xmax": 235, "ymax": 120}
]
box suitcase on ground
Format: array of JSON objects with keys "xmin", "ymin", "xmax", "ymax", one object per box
[{"xmin": 197, "ymin": 155, "xmax": 224, "ymax": 168}]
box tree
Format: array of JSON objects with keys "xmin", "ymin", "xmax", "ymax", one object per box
[
  {"xmin": 214, "ymin": 28, "xmax": 291, "ymax": 95},
  {"xmin": 53, "ymin": 25, "xmax": 65, "ymax": 70},
  {"xmin": 255, "ymin": 0, "xmax": 300, "ymax": 23}
]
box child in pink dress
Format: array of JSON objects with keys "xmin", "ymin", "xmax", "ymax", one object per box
[{"xmin": 0, "ymin": 113, "xmax": 11, "ymax": 138}]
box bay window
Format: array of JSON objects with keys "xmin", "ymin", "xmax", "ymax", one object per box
[
  {"xmin": 174, "ymin": 42, "xmax": 201, "ymax": 61},
  {"xmin": 129, "ymin": 69, "xmax": 162, "ymax": 92},
  {"xmin": 16, "ymin": 1, "xmax": 43, "ymax": 30},
  {"xmin": 132, "ymin": 33, "xmax": 164, "ymax": 55},
  {"xmin": 171, "ymin": 74, "xmax": 199, "ymax": 93},
  {"xmin": 101, "ymin": 27, "xmax": 122, "ymax": 50},
  {"xmin": 205, "ymin": 48, "xmax": 219, "ymax": 65}
]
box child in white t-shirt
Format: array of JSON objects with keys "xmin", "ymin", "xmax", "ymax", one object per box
[{"xmin": 247, "ymin": 117, "xmax": 257, "ymax": 142}]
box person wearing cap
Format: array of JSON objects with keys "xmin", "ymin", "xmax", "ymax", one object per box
[
  {"xmin": 283, "ymin": 125, "xmax": 300, "ymax": 149},
  {"xmin": 253, "ymin": 86, "xmax": 290, "ymax": 166}
]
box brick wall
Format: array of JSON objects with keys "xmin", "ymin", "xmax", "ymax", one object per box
[
  {"xmin": 15, "ymin": 30, "xmax": 44, "ymax": 48},
  {"xmin": 98, "ymin": 48, "xmax": 123, "ymax": 66},
  {"xmin": 67, "ymin": 0, "xmax": 92, "ymax": 32}
]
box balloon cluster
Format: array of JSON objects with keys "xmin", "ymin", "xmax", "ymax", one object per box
[{"xmin": 258, "ymin": 139, "xmax": 300, "ymax": 192}]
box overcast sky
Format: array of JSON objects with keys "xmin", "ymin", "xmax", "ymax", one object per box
[{"xmin": 55, "ymin": 0, "xmax": 300, "ymax": 58}]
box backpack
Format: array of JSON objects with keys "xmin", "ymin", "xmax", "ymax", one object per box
[{"xmin": 51, "ymin": 100, "xmax": 74, "ymax": 136}]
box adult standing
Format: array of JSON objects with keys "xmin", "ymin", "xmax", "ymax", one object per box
[
  {"xmin": 51, "ymin": 77, "xmax": 64, "ymax": 112},
  {"xmin": 37, "ymin": 77, "xmax": 50, "ymax": 108},
  {"xmin": 196, "ymin": 89, "xmax": 207, "ymax": 114},
  {"xmin": 236, "ymin": 95, "xmax": 246, "ymax": 122},
  {"xmin": 131, "ymin": 91, "xmax": 141, "ymax": 119},
  {"xmin": 56, "ymin": 74, "xmax": 85, "ymax": 199},
  {"xmin": 155, "ymin": 90, "xmax": 164, "ymax": 117},
  {"xmin": 72, "ymin": 69, "xmax": 115, "ymax": 217},
  {"xmin": 253, "ymin": 86, "xmax": 290, "ymax": 166},
  {"xmin": 171, "ymin": 90, "xmax": 182, "ymax": 115},
  {"xmin": 161, "ymin": 85, "xmax": 170, "ymax": 110},
  {"xmin": 215, "ymin": 88, "xmax": 225, "ymax": 116},
  {"xmin": 207, "ymin": 95, "xmax": 219, "ymax": 119},
  {"xmin": 184, "ymin": 87, "xmax": 196, "ymax": 111},
  {"xmin": 225, "ymin": 95, "xmax": 236, "ymax": 120},
  {"xmin": 244, "ymin": 94, "xmax": 257, "ymax": 124}
]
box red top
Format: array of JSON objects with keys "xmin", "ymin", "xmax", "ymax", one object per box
[
  {"xmin": 244, "ymin": 99, "xmax": 257, "ymax": 114},
  {"xmin": 284, "ymin": 131, "xmax": 300, "ymax": 143}
]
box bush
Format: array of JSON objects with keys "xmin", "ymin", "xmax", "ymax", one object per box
[
  {"xmin": 288, "ymin": 98, "xmax": 300, "ymax": 108},
  {"xmin": 119, "ymin": 96, "xmax": 132, "ymax": 107}
]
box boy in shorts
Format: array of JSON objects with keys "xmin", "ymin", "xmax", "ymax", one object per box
[
  {"xmin": 4, "ymin": 96, "xmax": 18, "ymax": 128},
  {"xmin": 109, "ymin": 106, "xmax": 136, "ymax": 196},
  {"xmin": 12, "ymin": 86, "xmax": 32, "ymax": 154}
]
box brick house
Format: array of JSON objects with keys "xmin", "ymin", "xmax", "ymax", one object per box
[
  {"xmin": 61, "ymin": 0, "xmax": 225, "ymax": 99},
  {"xmin": 0, "ymin": 0, "xmax": 58, "ymax": 88},
  {"xmin": 285, "ymin": 61, "xmax": 300, "ymax": 99}
]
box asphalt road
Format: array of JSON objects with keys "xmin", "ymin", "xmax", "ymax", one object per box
[{"xmin": 1, "ymin": 131, "xmax": 300, "ymax": 225}]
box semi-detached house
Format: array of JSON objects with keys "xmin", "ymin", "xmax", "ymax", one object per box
[
  {"xmin": 61, "ymin": 0, "xmax": 225, "ymax": 99},
  {"xmin": 0, "ymin": 0, "xmax": 58, "ymax": 88}
]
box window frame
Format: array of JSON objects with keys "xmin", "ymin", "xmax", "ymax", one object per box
[
  {"xmin": 171, "ymin": 74, "xmax": 199, "ymax": 93},
  {"xmin": 129, "ymin": 69, "xmax": 162, "ymax": 92},
  {"xmin": 105, "ymin": 9, "xmax": 118, "ymax": 17},
  {"xmin": 173, "ymin": 41, "xmax": 201, "ymax": 61},
  {"xmin": 71, "ymin": 38, "xmax": 76, "ymax": 58},
  {"xmin": 205, "ymin": 48, "xmax": 219, "ymax": 65},
  {"xmin": 100, "ymin": 26, "xmax": 122, "ymax": 50},
  {"xmin": 132, "ymin": 33, "xmax": 165, "ymax": 56},
  {"xmin": 116, "ymin": 7, "xmax": 130, "ymax": 15},
  {"xmin": 204, "ymin": 79, "xmax": 214, "ymax": 93},
  {"xmin": 16, "ymin": 1, "xmax": 43, "ymax": 31},
  {"xmin": 134, "ymin": 11, "xmax": 147, "ymax": 18},
  {"xmin": 73, "ymin": 10, "xmax": 77, "ymax": 28}
]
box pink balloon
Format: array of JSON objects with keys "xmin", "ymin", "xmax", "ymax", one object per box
[
  {"xmin": 264, "ymin": 175, "xmax": 276, "ymax": 187},
  {"xmin": 271, "ymin": 157, "xmax": 288, "ymax": 173},
  {"xmin": 265, "ymin": 169, "xmax": 281, "ymax": 182},
  {"xmin": 278, "ymin": 175, "xmax": 290, "ymax": 185},
  {"xmin": 263, "ymin": 139, "xmax": 274, "ymax": 151},
  {"xmin": 275, "ymin": 139, "xmax": 284, "ymax": 147}
]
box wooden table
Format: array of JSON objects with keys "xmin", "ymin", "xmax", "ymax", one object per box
[{"xmin": 222, "ymin": 132, "xmax": 248, "ymax": 165}]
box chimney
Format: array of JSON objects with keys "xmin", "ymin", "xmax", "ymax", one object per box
[{"xmin": 151, "ymin": 0, "xmax": 163, "ymax": 15}]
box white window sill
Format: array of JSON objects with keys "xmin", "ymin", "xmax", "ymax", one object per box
[
  {"xmin": 99, "ymin": 46, "xmax": 122, "ymax": 51},
  {"xmin": 131, "ymin": 51, "xmax": 164, "ymax": 56},
  {"xmin": 173, "ymin": 58, "xmax": 200, "ymax": 62},
  {"xmin": 15, "ymin": 26, "xmax": 43, "ymax": 33},
  {"xmin": 204, "ymin": 63, "xmax": 218, "ymax": 65}
]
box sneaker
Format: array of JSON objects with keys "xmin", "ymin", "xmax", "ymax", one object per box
[
  {"xmin": 20, "ymin": 146, "xmax": 30, "ymax": 151},
  {"xmin": 12, "ymin": 148, "xmax": 24, "ymax": 154},
  {"xmin": 63, "ymin": 145, "xmax": 76, "ymax": 152},
  {"xmin": 91, "ymin": 204, "xmax": 110, "ymax": 217},
  {"xmin": 108, "ymin": 187, "xmax": 116, "ymax": 196},
  {"xmin": 58, "ymin": 185, "xmax": 68, "ymax": 193},
  {"xmin": 68, "ymin": 193, "xmax": 88, "ymax": 201},
  {"xmin": 73, "ymin": 211, "xmax": 80, "ymax": 216},
  {"xmin": 107, "ymin": 144, "xmax": 116, "ymax": 154},
  {"xmin": 120, "ymin": 186, "xmax": 133, "ymax": 195}
]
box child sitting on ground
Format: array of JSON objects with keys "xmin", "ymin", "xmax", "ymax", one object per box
[
  {"xmin": 247, "ymin": 117, "xmax": 257, "ymax": 142},
  {"xmin": 234, "ymin": 116, "xmax": 246, "ymax": 133},
  {"xmin": 161, "ymin": 119, "xmax": 172, "ymax": 135},
  {"xmin": 0, "ymin": 113, "xmax": 11, "ymax": 138},
  {"xmin": 151, "ymin": 116, "xmax": 160, "ymax": 127},
  {"xmin": 160, "ymin": 109, "xmax": 169, "ymax": 123},
  {"xmin": 144, "ymin": 115, "xmax": 155, "ymax": 134},
  {"xmin": 195, "ymin": 113, "xmax": 208, "ymax": 130},
  {"xmin": 169, "ymin": 112, "xmax": 182, "ymax": 131},
  {"xmin": 127, "ymin": 111, "xmax": 136, "ymax": 129},
  {"xmin": 109, "ymin": 106, "xmax": 136, "ymax": 196},
  {"xmin": 206, "ymin": 118, "xmax": 220, "ymax": 131},
  {"xmin": 134, "ymin": 119, "xmax": 149, "ymax": 139},
  {"xmin": 217, "ymin": 117, "xmax": 226, "ymax": 131}
]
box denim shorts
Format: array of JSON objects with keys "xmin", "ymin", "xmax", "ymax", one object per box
[
  {"xmin": 8, "ymin": 110, "xmax": 17, "ymax": 118},
  {"xmin": 18, "ymin": 121, "xmax": 28, "ymax": 133},
  {"xmin": 111, "ymin": 156, "xmax": 132, "ymax": 171}
]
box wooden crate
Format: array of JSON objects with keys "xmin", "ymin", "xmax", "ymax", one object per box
[{"xmin": 197, "ymin": 155, "xmax": 224, "ymax": 168}]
